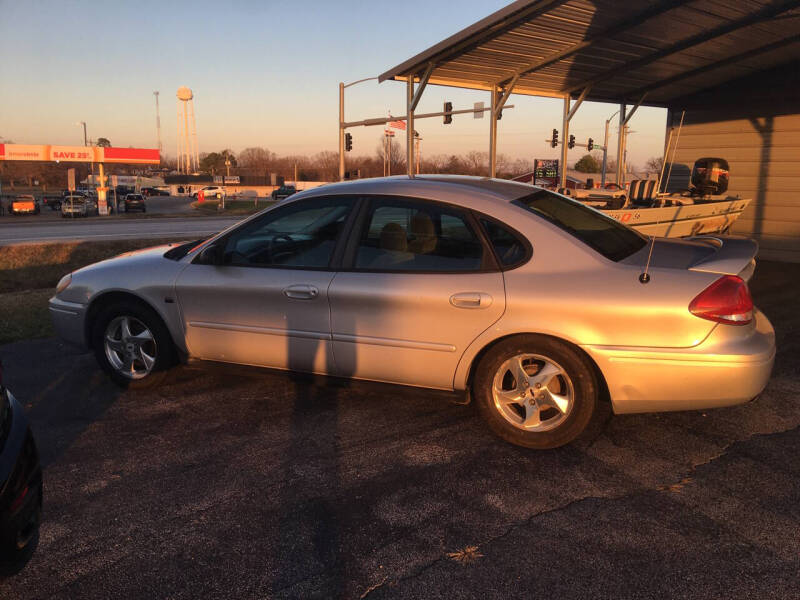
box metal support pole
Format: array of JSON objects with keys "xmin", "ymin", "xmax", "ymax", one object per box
[
  {"xmin": 601, "ymin": 119, "xmax": 610, "ymax": 187},
  {"xmin": 407, "ymin": 78, "xmax": 414, "ymax": 177},
  {"xmin": 176, "ymin": 101, "xmax": 181, "ymax": 174},
  {"xmin": 338, "ymin": 82, "xmax": 345, "ymax": 181},
  {"xmin": 616, "ymin": 104, "xmax": 626, "ymax": 186},
  {"xmin": 560, "ymin": 96, "xmax": 570, "ymax": 189},
  {"xmin": 154, "ymin": 91, "xmax": 162, "ymax": 155},
  {"xmin": 489, "ymin": 86, "xmax": 498, "ymax": 177}
]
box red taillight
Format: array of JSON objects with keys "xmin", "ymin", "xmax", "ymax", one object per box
[
  {"xmin": 10, "ymin": 485, "xmax": 28, "ymax": 513},
  {"xmin": 689, "ymin": 275, "xmax": 753, "ymax": 325}
]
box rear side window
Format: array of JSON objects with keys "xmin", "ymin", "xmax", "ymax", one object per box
[
  {"xmin": 515, "ymin": 189, "xmax": 647, "ymax": 261},
  {"xmin": 355, "ymin": 198, "xmax": 484, "ymax": 271},
  {"xmin": 480, "ymin": 219, "xmax": 528, "ymax": 268}
]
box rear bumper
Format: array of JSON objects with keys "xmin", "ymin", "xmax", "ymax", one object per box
[
  {"xmin": 48, "ymin": 296, "xmax": 89, "ymax": 350},
  {"xmin": 582, "ymin": 309, "xmax": 775, "ymax": 414}
]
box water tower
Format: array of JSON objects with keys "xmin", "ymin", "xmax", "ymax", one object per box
[{"xmin": 176, "ymin": 86, "xmax": 199, "ymax": 174}]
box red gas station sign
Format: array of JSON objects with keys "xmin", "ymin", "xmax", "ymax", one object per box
[{"xmin": 0, "ymin": 143, "xmax": 159, "ymax": 164}]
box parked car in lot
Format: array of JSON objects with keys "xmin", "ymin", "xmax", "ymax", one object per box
[
  {"xmin": 192, "ymin": 186, "xmax": 225, "ymax": 200},
  {"xmin": 271, "ymin": 185, "xmax": 296, "ymax": 202},
  {"xmin": 140, "ymin": 187, "xmax": 169, "ymax": 197},
  {"xmin": 61, "ymin": 195, "xmax": 98, "ymax": 218},
  {"xmin": 0, "ymin": 361, "xmax": 43, "ymax": 574},
  {"xmin": 42, "ymin": 194, "xmax": 63, "ymax": 211},
  {"xmin": 123, "ymin": 193, "xmax": 146, "ymax": 213},
  {"xmin": 8, "ymin": 195, "xmax": 40, "ymax": 215},
  {"xmin": 48, "ymin": 176, "xmax": 775, "ymax": 449}
]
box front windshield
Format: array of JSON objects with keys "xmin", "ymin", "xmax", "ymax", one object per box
[{"xmin": 515, "ymin": 189, "xmax": 647, "ymax": 262}]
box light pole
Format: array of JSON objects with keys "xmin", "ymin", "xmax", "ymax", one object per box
[
  {"xmin": 223, "ymin": 156, "xmax": 231, "ymax": 211},
  {"xmin": 601, "ymin": 109, "xmax": 619, "ymax": 187},
  {"xmin": 339, "ymin": 77, "xmax": 379, "ymax": 181},
  {"xmin": 77, "ymin": 121, "xmax": 92, "ymax": 190}
]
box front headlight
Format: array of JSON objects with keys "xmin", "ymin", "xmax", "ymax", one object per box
[{"xmin": 56, "ymin": 273, "xmax": 72, "ymax": 294}]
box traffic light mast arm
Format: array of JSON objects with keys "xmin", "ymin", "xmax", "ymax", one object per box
[{"xmin": 340, "ymin": 105, "xmax": 514, "ymax": 129}]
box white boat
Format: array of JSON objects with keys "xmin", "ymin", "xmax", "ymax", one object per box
[{"xmin": 570, "ymin": 189, "xmax": 752, "ymax": 237}]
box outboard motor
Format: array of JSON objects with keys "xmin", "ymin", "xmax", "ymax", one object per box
[{"xmin": 690, "ymin": 157, "xmax": 729, "ymax": 196}]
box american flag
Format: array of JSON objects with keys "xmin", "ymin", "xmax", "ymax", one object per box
[{"xmin": 389, "ymin": 119, "xmax": 406, "ymax": 130}]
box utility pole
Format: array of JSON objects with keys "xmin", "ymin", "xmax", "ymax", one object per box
[{"xmin": 153, "ymin": 91, "xmax": 162, "ymax": 155}]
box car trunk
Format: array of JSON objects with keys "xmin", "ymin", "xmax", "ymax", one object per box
[{"xmin": 621, "ymin": 235, "xmax": 758, "ymax": 281}]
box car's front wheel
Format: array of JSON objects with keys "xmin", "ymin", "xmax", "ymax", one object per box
[
  {"xmin": 474, "ymin": 335, "xmax": 597, "ymax": 449},
  {"xmin": 91, "ymin": 301, "xmax": 174, "ymax": 389}
]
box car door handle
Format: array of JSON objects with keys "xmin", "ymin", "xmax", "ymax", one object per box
[
  {"xmin": 450, "ymin": 292, "xmax": 493, "ymax": 309},
  {"xmin": 283, "ymin": 285, "xmax": 319, "ymax": 300}
]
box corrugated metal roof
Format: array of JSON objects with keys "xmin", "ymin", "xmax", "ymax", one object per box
[{"xmin": 379, "ymin": 0, "xmax": 800, "ymax": 106}]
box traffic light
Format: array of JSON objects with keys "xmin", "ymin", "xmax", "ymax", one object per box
[
  {"xmin": 551, "ymin": 129, "xmax": 558, "ymax": 148},
  {"xmin": 587, "ymin": 138, "xmax": 594, "ymax": 151},
  {"xmin": 443, "ymin": 102, "xmax": 453, "ymax": 125},
  {"xmin": 345, "ymin": 132, "xmax": 352, "ymax": 152},
  {"xmin": 568, "ymin": 134, "xmax": 575, "ymax": 149}
]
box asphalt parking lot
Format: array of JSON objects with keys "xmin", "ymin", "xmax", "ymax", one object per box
[{"xmin": 0, "ymin": 261, "xmax": 798, "ymax": 599}]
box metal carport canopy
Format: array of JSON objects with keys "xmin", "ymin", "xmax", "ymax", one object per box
[{"xmin": 376, "ymin": 0, "xmax": 800, "ymax": 183}]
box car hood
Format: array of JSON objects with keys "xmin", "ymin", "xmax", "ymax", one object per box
[{"xmin": 75, "ymin": 244, "xmax": 175, "ymax": 274}]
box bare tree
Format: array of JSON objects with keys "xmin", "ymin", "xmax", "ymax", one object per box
[
  {"xmin": 644, "ymin": 156, "xmax": 664, "ymax": 174},
  {"xmin": 238, "ymin": 147, "xmax": 276, "ymax": 171},
  {"xmin": 464, "ymin": 151, "xmax": 488, "ymax": 175},
  {"xmin": 375, "ymin": 138, "xmax": 406, "ymax": 174}
]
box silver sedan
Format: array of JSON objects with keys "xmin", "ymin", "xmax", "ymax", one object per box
[{"xmin": 49, "ymin": 176, "xmax": 775, "ymax": 448}]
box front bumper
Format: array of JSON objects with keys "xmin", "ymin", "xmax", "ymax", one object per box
[
  {"xmin": 582, "ymin": 309, "xmax": 776, "ymax": 414},
  {"xmin": 49, "ymin": 296, "xmax": 89, "ymax": 349}
]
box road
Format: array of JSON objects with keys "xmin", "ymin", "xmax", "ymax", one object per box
[
  {"xmin": 0, "ymin": 216, "xmax": 243, "ymax": 245},
  {"xmin": 0, "ymin": 261, "xmax": 798, "ymax": 598}
]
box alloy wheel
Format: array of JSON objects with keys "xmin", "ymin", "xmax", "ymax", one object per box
[
  {"xmin": 491, "ymin": 353, "xmax": 574, "ymax": 432},
  {"xmin": 103, "ymin": 316, "xmax": 157, "ymax": 380}
]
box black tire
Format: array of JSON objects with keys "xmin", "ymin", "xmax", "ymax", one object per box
[
  {"xmin": 90, "ymin": 300, "xmax": 175, "ymax": 389},
  {"xmin": 473, "ymin": 335, "xmax": 598, "ymax": 449}
]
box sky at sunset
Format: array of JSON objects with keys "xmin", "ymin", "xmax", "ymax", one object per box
[{"xmin": 0, "ymin": 0, "xmax": 668, "ymax": 169}]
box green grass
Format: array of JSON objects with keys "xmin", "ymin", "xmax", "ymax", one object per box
[
  {"xmin": 0, "ymin": 238, "xmax": 190, "ymax": 344},
  {"xmin": 0, "ymin": 289, "xmax": 55, "ymax": 344},
  {"xmin": 191, "ymin": 199, "xmax": 272, "ymax": 216}
]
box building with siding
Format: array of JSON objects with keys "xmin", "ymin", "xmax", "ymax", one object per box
[{"xmin": 667, "ymin": 62, "xmax": 800, "ymax": 262}]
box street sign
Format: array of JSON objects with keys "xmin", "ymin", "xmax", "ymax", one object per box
[
  {"xmin": 223, "ymin": 175, "xmax": 240, "ymax": 184},
  {"xmin": 474, "ymin": 102, "xmax": 484, "ymax": 118},
  {"xmin": 67, "ymin": 168, "xmax": 76, "ymax": 191}
]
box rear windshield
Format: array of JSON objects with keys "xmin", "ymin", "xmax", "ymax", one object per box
[{"xmin": 514, "ymin": 189, "xmax": 647, "ymax": 262}]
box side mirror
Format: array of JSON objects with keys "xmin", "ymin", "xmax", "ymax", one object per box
[{"xmin": 197, "ymin": 243, "xmax": 224, "ymax": 265}]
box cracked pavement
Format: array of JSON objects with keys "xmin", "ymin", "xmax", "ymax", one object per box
[{"xmin": 1, "ymin": 260, "xmax": 798, "ymax": 599}]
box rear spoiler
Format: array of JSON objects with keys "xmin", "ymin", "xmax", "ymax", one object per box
[{"xmin": 688, "ymin": 236, "xmax": 758, "ymax": 281}]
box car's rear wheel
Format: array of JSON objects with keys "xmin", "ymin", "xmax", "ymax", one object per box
[
  {"xmin": 474, "ymin": 335, "xmax": 597, "ymax": 449},
  {"xmin": 91, "ymin": 301, "xmax": 174, "ymax": 389}
]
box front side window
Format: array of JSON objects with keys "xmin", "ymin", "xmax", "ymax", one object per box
[
  {"xmin": 354, "ymin": 198, "xmax": 484, "ymax": 271},
  {"xmin": 222, "ymin": 197, "xmax": 352, "ymax": 268},
  {"xmin": 515, "ymin": 189, "xmax": 647, "ymax": 262}
]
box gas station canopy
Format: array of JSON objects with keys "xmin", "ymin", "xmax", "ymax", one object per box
[
  {"xmin": 0, "ymin": 143, "xmax": 160, "ymax": 165},
  {"xmin": 379, "ymin": 0, "xmax": 800, "ymax": 106}
]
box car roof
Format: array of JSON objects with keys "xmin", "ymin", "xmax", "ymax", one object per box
[{"xmin": 292, "ymin": 175, "xmax": 538, "ymax": 209}]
